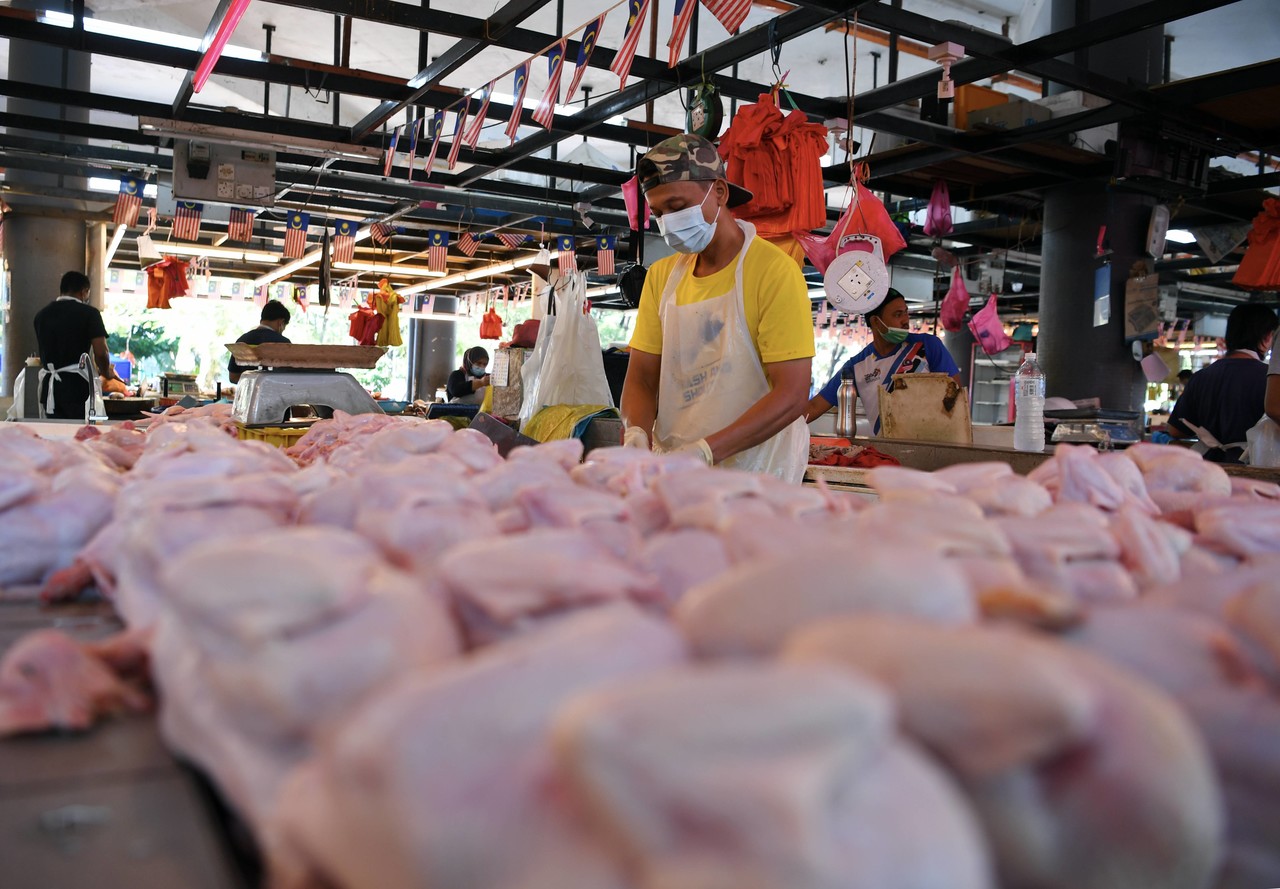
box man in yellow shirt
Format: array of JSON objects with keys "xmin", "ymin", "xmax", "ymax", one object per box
[{"xmin": 621, "ymin": 134, "xmax": 815, "ymax": 482}]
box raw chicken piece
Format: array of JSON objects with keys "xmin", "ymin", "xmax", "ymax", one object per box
[
  {"xmin": 1196, "ymin": 502, "xmax": 1280, "ymax": 557},
  {"xmin": 0, "ymin": 467, "xmax": 43, "ymax": 512},
  {"xmin": 960, "ymin": 476, "xmax": 1052, "ymax": 517},
  {"xmin": 1109, "ymin": 505, "xmax": 1191, "ymax": 588},
  {"xmin": 436, "ymin": 427, "xmax": 503, "ymax": 473},
  {"xmin": 933, "ymin": 461, "xmax": 1014, "ymax": 490},
  {"xmin": 876, "ymin": 489, "xmax": 986, "ymax": 517},
  {"xmin": 676, "ymin": 542, "xmax": 975, "ymax": 657},
  {"xmin": 786, "ymin": 616, "xmax": 1224, "ymax": 889},
  {"xmin": 635, "ymin": 529, "xmax": 732, "ymax": 606},
  {"xmin": 570, "ymin": 448, "xmax": 702, "ymax": 496},
  {"xmin": 472, "ymin": 458, "xmax": 573, "ymax": 510},
  {"xmin": 716, "ymin": 513, "xmax": 860, "ymax": 566},
  {"xmin": 151, "ymin": 527, "xmax": 461, "ymax": 833},
  {"xmin": 554, "ymin": 665, "xmax": 994, "ymax": 889},
  {"xmin": 1069, "ymin": 603, "xmax": 1280, "ymax": 889},
  {"xmin": 867, "ymin": 466, "xmax": 958, "ymax": 495},
  {"xmin": 994, "ymin": 512, "xmax": 1132, "ymax": 602},
  {"xmin": 0, "ymin": 629, "xmax": 150, "ymax": 736},
  {"xmin": 858, "ymin": 502, "xmax": 1012, "ymax": 558},
  {"xmin": 0, "ymin": 464, "xmax": 119, "ymax": 592},
  {"xmin": 437, "ymin": 529, "xmax": 664, "ymax": 646},
  {"xmin": 300, "ymin": 456, "xmax": 480, "ymax": 530},
  {"xmin": 271, "ymin": 605, "xmax": 684, "ymax": 889},
  {"xmin": 0, "ymin": 424, "xmax": 93, "ymax": 473},
  {"xmin": 651, "ymin": 467, "xmax": 774, "ymax": 530},
  {"xmin": 77, "ymin": 423, "xmax": 149, "ymax": 470},
  {"xmin": 508, "ymin": 437, "xmax": 584, "ymax": 470},
  {"xmin": 283, "ymin": 411, "xmax": 401, "ymax": 465},
  {"xmin": 1095, "ymin": 452, "xmax": 1159, "ymax": 513},
  {"xmin": 325, "ymin": 418, "xmax": 454, "ymax": 469},
  {"xmin": 1230, "ymin": 477, "xmax": 1280, "ymax": 500},
  {"xmin": 1130, "ymin": 444, "xmax": 1232, "ymax": 497},
  {"xmin": 1224, "ymin": 579, "xmax": 1280, "ymax": 682},
  {"xmin": 1054, "ymin": 445, "xmax": 1126, "ymax": 510}
]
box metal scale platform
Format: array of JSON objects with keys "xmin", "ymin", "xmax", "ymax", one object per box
[{"xmin": 226, "ymin": 343, "xmax": 385, "ymax": 426}]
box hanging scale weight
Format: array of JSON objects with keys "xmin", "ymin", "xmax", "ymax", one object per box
[{"xmin": 686, "ymin": 81, "xmax": 724, "ymax": 139}]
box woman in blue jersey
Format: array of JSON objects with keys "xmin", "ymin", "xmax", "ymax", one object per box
[{"xmin": 805, "ymin": 289, "xmax": 961, "ymax": 437}]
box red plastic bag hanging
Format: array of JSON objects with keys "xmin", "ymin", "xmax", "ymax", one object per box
[
  {"xmin": 923, "ymin": 179, "xmax": 953, "ymax": 238},
  {"xmin": 1232, "ymin": 197, "xmax": 1280, "ymax": 291},
  {"xmin": 940, "ymin": 266, "xmax": 969, "ymax": 333},
  {"xmin": 794, "ymin": 169, "xmax": 907, "ymax": 273},
  {"xmin": 968, "ymin": 293, "xmax": 1012, "ymax": 355}
]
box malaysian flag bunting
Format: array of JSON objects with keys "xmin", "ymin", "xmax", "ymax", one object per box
[
  {"xmin": 699, "ymin": 0, "xmax": 750, "ymax": 35},
  {"xmin": 447, "ymin": 107, "xmax": 468, "ymax": 170},
  {"xmin": 458, "ymin": 232, "xmax": 480, "ymax": 257},
  {"xmin": 532, "ymin": 40, "xmax": 567, "ymax": 130},
  {"xmin": 227, "ymin": 207, "xmax": 255, "ymax": 243},
  {"xmin": 405, "ymin": 118, "xmax": 422, "ymax": 179},
  {"xmin": 427, "ymin": 230, "xmax": 449, "ymax": 273},
  {"xmin": 333, "ymin": 218, "xmax": 358, "ymax": 264},
  {"xmin": 462, "ymin": 84, "xmax": 492, "ymax": 148},
  {"xmin": 506, "ymin": 62, "xmax": 530, "ymax": 143},
  {"xmin": 595, "ymin": 235, "xmax": 617, "ymax": 275},
  {"xmin": 283, "ymin": 211, "xmax": 310, "ymax": 259},
  {"xmin": 498, "ymin": 232, "xmax": 528, "ymax": 249},
  {"xmin": 370, "ymin": 221, "xmax": 396, "ymax": 245},
  {"xmin": 611, "ymin": 0, "xmax": 650, "ymax": 88},
  {"xmin": 173, "ymin": 201, "xmax": 203, "ymax": 241},
  {"xmin": 556, "ymin": 235, "xmax": 576, "ymax": 273},
  {"xmin": 668, "ymin": 0, "xmax": 696, "ymax": 67},
  {"xmin": 564, "ymin": 14, "xmax": 605, "ymax": 106},
  {"xmin": 422, "ymin": 111, "xmax": 446, "ymax": 180},
  {"xmin": 113, "ymin": 176, "xmax": 144, "ymax": 227},
  {"xmin": 383, "ymin": 125, "xmax": 403, "ymax": 177}
]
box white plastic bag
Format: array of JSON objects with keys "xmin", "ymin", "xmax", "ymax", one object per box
[
  {"xmin": 519, "ymin": 271, "xmax": 612, "ymax": 424},
  {"xmin": 1245, "ymin": 415, "xmax": 1280, "ymax": 467}
]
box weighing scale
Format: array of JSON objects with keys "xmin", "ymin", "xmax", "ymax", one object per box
[{"xmin": 226, "ymin": 343, "xmax": 385, "ymax": 426}]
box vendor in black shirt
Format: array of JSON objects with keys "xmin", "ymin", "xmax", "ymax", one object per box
[
  {"xmin": 33, "ymin": 271, "xmax": 123, "ymax": 420},
  {"xmin": 1169, "ymin": 303, "xmax": 1278, "ymax": 463},
  {"xmin": 446, "ymin": 346, "xmax": 491, "ymax": 405},
  {"xmin": 229, "ymin": 300, "xmax": 292, "ymax": 383}
]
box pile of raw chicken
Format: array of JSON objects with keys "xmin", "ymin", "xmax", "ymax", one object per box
[{"xmin": 1, "ymin": 403, "xmax": 1279, "ymax": 889}]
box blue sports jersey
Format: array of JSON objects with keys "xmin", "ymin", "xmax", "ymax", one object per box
[{"xmin": 818, "ymin": 332, "xmax": 961, "ymax": 435}]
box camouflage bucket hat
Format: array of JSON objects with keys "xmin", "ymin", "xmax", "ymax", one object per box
[{"xmin": 636, "ymin": 133, "xmax": 753, "ymax": 208}]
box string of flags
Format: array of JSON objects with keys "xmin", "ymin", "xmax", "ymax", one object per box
[
  {"xmin": 333, "ymin": 219, "xmax": 358, "ymax": 264},
  {"xmin": 172, "ymin": 201, "xmax": 203, "ymax": 242}
]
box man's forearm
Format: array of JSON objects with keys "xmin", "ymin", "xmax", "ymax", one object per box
[
  {"xmin": 620, "ymin": 384, "xmax": 657, "ymax": 437},
  {"xmin": 705, "ymin": 386, "xmax": 806, "ymax": 463}
]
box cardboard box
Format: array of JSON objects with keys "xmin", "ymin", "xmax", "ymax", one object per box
[
  {"xmin": 1033, "ymin": 90, "xmax": 1108, "ymax": 115},
  {"xmin": 968, "ymin": 99, "xmax": 1053, "ymax": 131},
  {"xmin": 491, "ymin": 347, "xmax": 532, "ymax": 419},
  {"xmin": 954, "ymin": 84, "xmax": 1008, "ymax": 130}
]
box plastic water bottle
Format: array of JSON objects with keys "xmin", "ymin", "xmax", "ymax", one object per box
[{"xmin": 1013, "ymin": 352, "xmax": 1046, "ymax": 453}]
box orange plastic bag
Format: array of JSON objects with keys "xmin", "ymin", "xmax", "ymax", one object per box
[{"xmin": 1233, "ymin": 197, "xmax": 1280, "ymax": 291}]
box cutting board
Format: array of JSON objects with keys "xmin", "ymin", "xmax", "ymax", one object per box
[{"xmin": 880, "ymin": 373, "xmax": 973, "ymax": 444}]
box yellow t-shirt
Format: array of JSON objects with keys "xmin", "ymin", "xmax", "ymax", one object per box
[{"xmin": 629, "ymin": 236, "xmax": 815, "ymax": 365}]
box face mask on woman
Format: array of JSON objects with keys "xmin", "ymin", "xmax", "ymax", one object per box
[
  {"xmin": 656, "ymin": 185, "xmax": 721, "ymax": 254},
  {"xmin": 470, "ymin": 364, "xmax": 488, "ymax": 377}
]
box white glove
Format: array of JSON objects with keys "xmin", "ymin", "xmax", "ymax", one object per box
[
  {"xmin": 622, "ymin": 425, "xmax": 650, "ymax": 449},
  {"xmin": 675, "ymin": 438, "xmax": 714, "ymax": 466}
]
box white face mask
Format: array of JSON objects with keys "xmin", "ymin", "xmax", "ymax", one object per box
[{"xmin": 656, "ymin": 185, "xmax": 721, "ymax": 254}]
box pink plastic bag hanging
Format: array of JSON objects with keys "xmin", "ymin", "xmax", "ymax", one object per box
[
  {"xmin": 968, "ymin": 293, "xmax": 1012, "ymax": 355},
  {"xmin": 621, "ymin": 175, "xmax": 651, "ymax": 231},
  {"xmin": 795, "ymin": 179, "xmax": 907, "ymax": 273},
  {"xmin": 923, "ymin": 179, "xmax": 953, "ymax": 238},
  {"xmin": 940, "ymin": 266, "xmax": 969, "ymax": 333}
]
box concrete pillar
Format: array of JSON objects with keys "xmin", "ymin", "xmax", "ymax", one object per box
[
  {"xmin": 943, "ymin": 324, "xmax": 977, "ymax": 389},
  {"xmin": 2, "ymin": 0, "xmax": 92, "ymax": 395},
  {"xmin": 87, "ymin": 222, "xmax": 107, "ymax": 310},
  {"xmin": 1036, "ymin": 0, "xmax": 1162, "ymax": 411},
  {"xmin": 410, "ymin": 295, "xmax": 457, "ymax": 402}
]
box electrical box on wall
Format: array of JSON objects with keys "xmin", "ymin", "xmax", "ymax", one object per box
[{"xmin": 172, "ymin": 140, "xmax": 277, "ymax": 207}]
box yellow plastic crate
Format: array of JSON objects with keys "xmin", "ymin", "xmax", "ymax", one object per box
[{"xmin": 234, "ymin": 423, "xmax": 311, "ymax": 448}]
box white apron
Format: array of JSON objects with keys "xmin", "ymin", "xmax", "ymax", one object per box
[
  {"xmin": 39, "ymin": 352, "xmax": 104, "ymax": 420},
  {"xmin": 653, "ymin": 221, "xmax": 809, "ymax": 483}
]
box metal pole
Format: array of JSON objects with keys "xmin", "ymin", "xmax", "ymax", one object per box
[
  {"xmin": 332, "ymin": 15, "xmax": 342, "ymax": 126},
  {"xmin": 262, "ymin": 23, "xmax": 274, "ymax": 116},
  {"xmin": 1163, "ymin": 34, "xmax": 1174, "ymax": 84},
  {"xmin": 887, "ymin": 0, "xmax": 901, "ymax": 84}
]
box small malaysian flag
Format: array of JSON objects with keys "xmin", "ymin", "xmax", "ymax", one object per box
[
  {"xmin": 699, "ymin": 0, "xmax": 751, "ymax": 35},
  {"xmin": 283, "ymin": 211, "xmax": 310, "ymax": 259},
  {"xmin": 172, "ymin": 201, "xmax": 203, "ymax": 241},
  {"xmin": 668, "ymin": 0, "xmax": 696, "ymax": 67},
  {"xmin": 422, "ymin": 111, "xmax": 446, "ymax": 179},
  {"xmin": 611, "ymin": 0, "xmax": 650, "ymax": 88},
  {"xmin": 564, "ymin": 14, "xmax": 605, "ymax": 106},
  {"xmin": 383, "ymin": 125, "xmax": 403, "ymax": 177},
  {"xmin": 556, "ymin": 235, "xmax": 576, "ymax": 274},
  {"xmin": 595, "ymin": 235, "xmax": 617, "ymax": 275},
  {"xmin": 227, "ymin": 207, "xmax": 255, "ymax": 243},
  {"xmin": 462, "ymin": 83, "xmax": 492, "ymax": 148},
  {"xmin": 498, "ymin": 232, "xmax": 528, "ymax": 249},
  {"xmin": 506, "ymin": 62, "xmax": 529, "ymax": 143},
  {"xmin": 458, "ymin": 232, "xmax": 480, "ymax": 257},
  {"xmin": 370, "ymin": 221, "xmax": 396, "ymax": 245},
  {"xmin": 447, "ymin": 107, "xmax": 468, "ymax": 170},
  {"xmin": 113, "ymin": 176, "xmax": 144, "ymax": 227},
  {"xmin": 333, "ymin": 218, "xmax": 358, "ymax": 264},
  {"xmin": 427, "ymin": 230, "xmax": 449, "ymax": 273},
  {"xmin": 532, "ymin": 40, "xmax": 567, "ymax": 130},
  {"xmin": 405, "ymin": 118, "xmax": 422, "ymax": 179}
]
